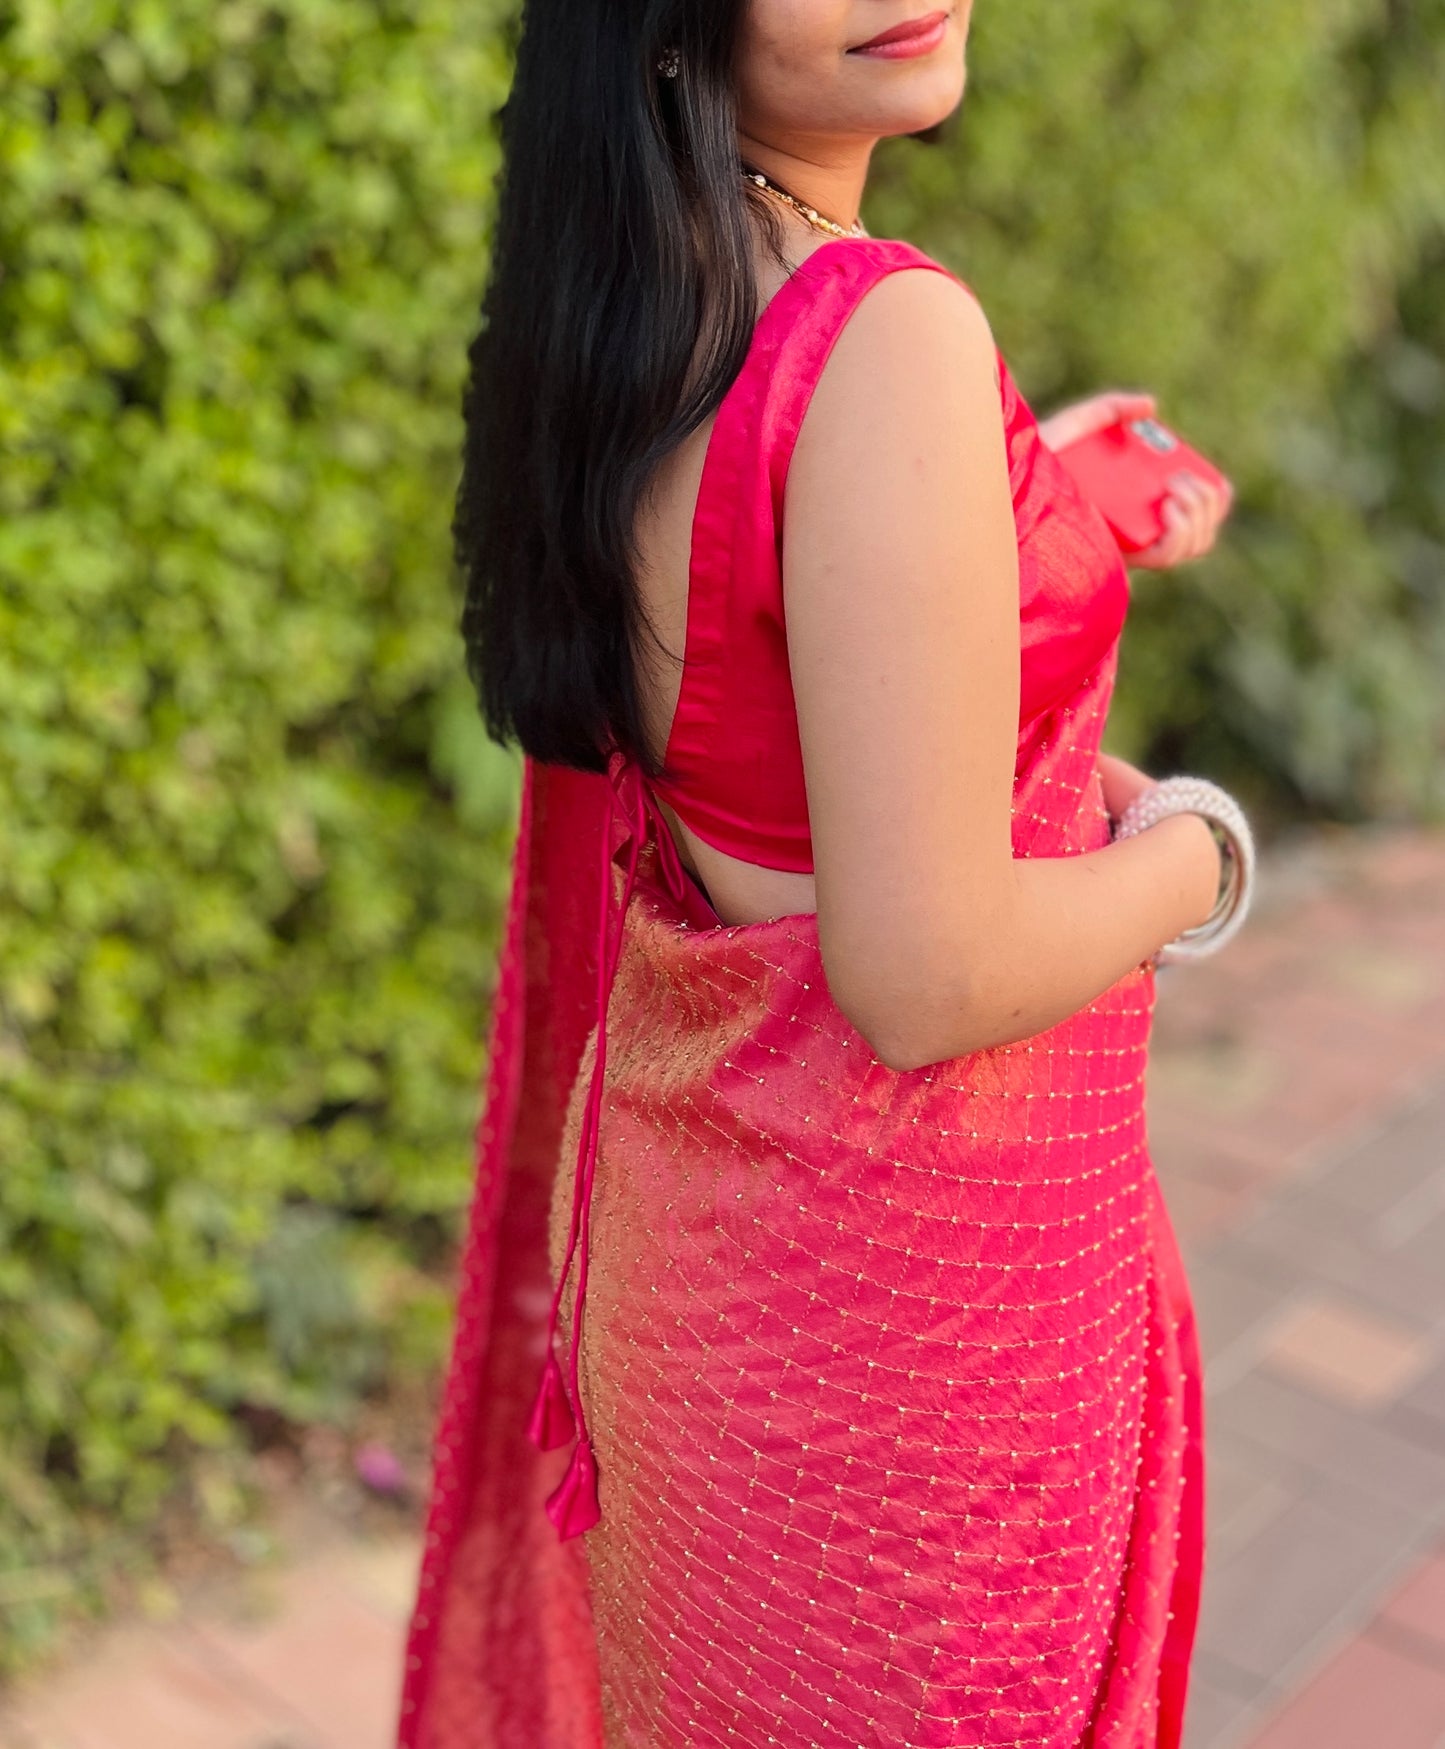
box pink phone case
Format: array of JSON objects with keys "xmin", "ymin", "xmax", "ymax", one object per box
[{"xmin": 1053, "ymin": 416, "xmax": 1230, "ymax": 553}]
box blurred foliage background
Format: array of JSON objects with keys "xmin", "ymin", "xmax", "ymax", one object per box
[
  {"xmin": 1, "ymin": 0, "xmax": 1442, "ymax": 1672},
  {"xmin": 872, "ymin": 0, "xmax": 1445, "ymax": 815}
]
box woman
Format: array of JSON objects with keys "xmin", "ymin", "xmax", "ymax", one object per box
[{"xmin": 398, "ymin": 2, "xmax": 1249, "ymax": 1744}]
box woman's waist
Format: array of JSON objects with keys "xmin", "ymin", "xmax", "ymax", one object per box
[
  {"xmin": 607, "ymin": 900, "xmax": 1156, "ymax": 1119},
  {"xmin": 585, "ymin": 986, "xmax": 1159, "ymax": 1278}
]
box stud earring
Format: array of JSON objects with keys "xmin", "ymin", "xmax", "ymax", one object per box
[{"xmin": 656, "ymin": 47, "xmax": 680, "ymax": 78}]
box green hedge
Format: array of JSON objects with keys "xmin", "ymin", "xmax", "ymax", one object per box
[
  {"xmin": 2, "ymin": 0, "xmax": 1443, "ymax": 1673},
  {"xmin": 0, "ymin": 0, "xmax": 517, "ymax": 1664}
]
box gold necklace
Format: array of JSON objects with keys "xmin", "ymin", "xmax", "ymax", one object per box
[{"xmin": 741, "ymin": 167, "xmax": 869, "ymax": 240}]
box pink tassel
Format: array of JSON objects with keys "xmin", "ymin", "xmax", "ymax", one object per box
[
  {"xmin": 525, "ymin": 1351, "xmax": 575, "ymax": 1451},
  {"xmin": 544, "ymin": 1436, "xmax": 602, "ymax": 1539}
]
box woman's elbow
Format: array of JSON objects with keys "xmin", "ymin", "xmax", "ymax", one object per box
[
  {"xmin": 866, "ymin": 1022, "xmax": 940, "ymax": 1076},
  {"xmin": 825, "ymin": 954, "xmax": 979, "ymax": 1075}
]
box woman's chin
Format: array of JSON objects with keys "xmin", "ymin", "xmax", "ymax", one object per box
[
  {"xmin": 881, "ymin": 88, "xmax": 965, "ymax": 140},
  {"xmin": 863, "ymin": 67, "xmax": 965, "ymax": 138}
]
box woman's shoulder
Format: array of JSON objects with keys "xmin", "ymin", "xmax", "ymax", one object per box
[
  {"xmin": 783, "ymin": 243, "xmax": 1010, "ymax": 545},
  {"xmin": 810, "ymin": 238, "xmax": 1002, "ymax": 395}
]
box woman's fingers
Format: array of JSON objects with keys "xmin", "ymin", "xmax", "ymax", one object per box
[
  {"xmin": 1108, "ymin": 391, "xmax": 1158, "ymax": 424},
  {"xmin": 1038, "ymin": 390, "xmax": 1157, "ymax": 451},
  {"xmin": 1133, "ymin": 470, "xmax": 1234, "ymax": 569},
  {"xmin": 1098, "ymin": 752, "xmax": 1153, "ymax": 814},
  {"xmin": 1134, "ymin": 497, "xmax": 1190, "ymax": 568},
  {"xmin": 1096, "ymin": 751, "xmax": 1157, "ymax": 823},
  {"xmin": 1175, "ymin": 469, "xmax": 1233, "ymax": 556},
  {"xmin": 1164, "ymin": 494, "xmax": 1196, "ymax": 559},
  {"xmin": 1169, "ymin": 475, "xmax": 1208, "ymax": 559}
]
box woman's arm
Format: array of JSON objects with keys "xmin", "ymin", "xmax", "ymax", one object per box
[{"xmin": 783, "ymin": 268, "xmax": 1221, "ymax": 1073}]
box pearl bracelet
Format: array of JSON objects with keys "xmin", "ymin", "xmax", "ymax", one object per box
[{"xmin": 1110, "ymin": 775, "xmax": 1256, "ymax": 964}]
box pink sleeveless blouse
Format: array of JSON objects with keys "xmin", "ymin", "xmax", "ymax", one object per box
[
  {"xmin": 397, "ymin": 236, "xmax": 1205, "ymax": 1749},
  {"xmin": 648, "ymin": 235, "xmax": 1132, "ymax": 873}
]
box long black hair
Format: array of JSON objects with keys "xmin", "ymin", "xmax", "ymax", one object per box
[
  {"xmin": 456, "ymin": 2, "xmax": 947, "ymax": 776},
  {"xmin": 456, "ymin": 0, "xmax": 783, "ymax": 775}
]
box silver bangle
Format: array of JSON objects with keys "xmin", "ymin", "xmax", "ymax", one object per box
[{"xmin": 1110, "ymin": 774, "xmax": 1255, "ymax": 964}]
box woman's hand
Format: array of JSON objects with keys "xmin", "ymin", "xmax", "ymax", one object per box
[
  {"xmin": 1037, "ymin": 388, "xmax": 1235, "ymax": 571},
  {"xmin": 1036, "ymin": 389, "xmax": 1158, "ymax": 455},
  {"xmin": 1097, "ymin": 753, "xmax": 1222, "ymax": 916},
  {"xmin": 1097, "ymin": 752, "xmax": 1156, "ymax": 830},
  {"xmin": 1129, "ymin": 466, "xmax": 1234, "ymax": 570}
]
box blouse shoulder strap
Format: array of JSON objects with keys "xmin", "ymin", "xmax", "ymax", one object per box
[
  {"xmin": 661, "ymin": 237, "xmax": 979, "ymax": 870},
  {"xmin": 687, "ymin": 237, "xmax": 978, "ymax": 608},
  {"xmin": 739, "ymin": 237, "xmax": 974, "ymax": 517}
]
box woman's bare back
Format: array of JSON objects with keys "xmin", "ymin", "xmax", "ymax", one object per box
[{"xmin": 632, "ymin": 224, "xmax": 830, "ymax": 926}]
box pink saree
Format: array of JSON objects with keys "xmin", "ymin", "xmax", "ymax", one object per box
[{"xmin": 397, "ymin": 241, "xmax": 1206, "ymax": 1748}]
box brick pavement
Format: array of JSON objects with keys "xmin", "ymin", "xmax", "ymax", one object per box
[
  {"xmin": 1155, "ymin": 824, "xmax": 1445, "ymax": 1749},
  {"xmin": 1, "ymin": 821, "xmax": 1442, "ymax": 1749}
]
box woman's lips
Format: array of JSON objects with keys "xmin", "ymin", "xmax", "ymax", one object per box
[{"xmin": 848, "ymin": 9, "xmax": 950, "ymax": 59}]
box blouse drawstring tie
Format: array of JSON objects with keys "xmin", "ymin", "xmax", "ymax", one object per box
[{"xmin": 526, "ymin": 750, "xmax": 690, "ymax": 1539}]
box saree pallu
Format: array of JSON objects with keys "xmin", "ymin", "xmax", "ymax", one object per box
[{"xmin": 397, "ymin": 645, "xmax": 1205, "ymax": 1748}]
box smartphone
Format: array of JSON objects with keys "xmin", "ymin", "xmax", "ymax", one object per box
[{"xmin": 1052, "ymin": 415, "xmax": 1231, "ymax": 554}]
